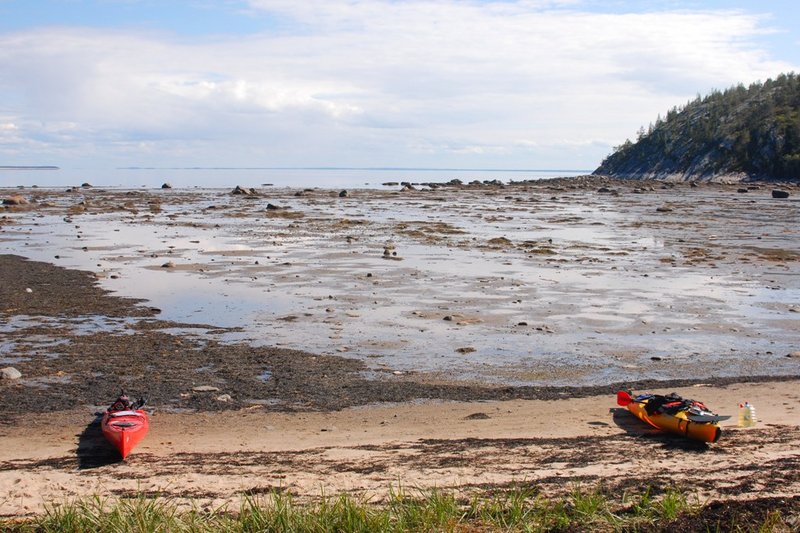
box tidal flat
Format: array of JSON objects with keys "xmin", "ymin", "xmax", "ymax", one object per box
[{"xmin": 2, "ymin": 177, "xmax": 798, "ymax": 392}]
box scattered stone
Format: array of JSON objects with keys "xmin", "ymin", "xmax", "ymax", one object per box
[
  {"xmin": 656, "ymin": 206, "xmax": 673, "ymax": 212},
  {"xmin": 456, "ymin": 347, "xmax": 476, "ymax": 354},
  {"xmin": 772, "ymin": 189, "xmax": 790, "ymax": 199},
  {"xmin": 787, "ymin": 352, "xmax": 800, "ymax": 358},
  {"xmin": 266, "ymin": 203, "xmax": 283, "ymax": 210},
  {"xmin": 161, "ymin": 261, "xmax": 175, "ymax": 268},
  {"xmin": 464, "ymin": 412, "xmax": 490, "ymax": 420},
  {"xmin": 215, "ymin": 394, "xmax": 233, "ymax": 402},
  {"xmin": 737, "ymin": 188, "xmax": 748, "ymax": 193},
  {"xmin": 339, "ymin": 190, "xmax": 349, "ymax": 198},
  {"xmin": 25, "ymin": 287, "xmax": 33, "ymax": 293},
  {"xmin": 161, "ymin": 183, "xmax": 172, "ymax": 189},
  {"xmin": 0, "ymin": 367, "xmax": 22, "ymax": 380},
  {"xmin": 192, "ymin": 385, "xmax": 220, "ymax": 392},
  {"xmin": 81, "ymin": 182, "xmax": 92, "ymax": 188},
  {"xmin": 443, "ymin": 315, "xmax": 454, "ymax": 321},
  {"xmin": 651, "ymin": 356, "xmax": 663, "ymax": 361},
  {"xmin": 517, "ymin": 321, "xmax": 528, "ymax": 326}
]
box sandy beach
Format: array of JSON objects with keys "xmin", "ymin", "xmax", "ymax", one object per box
[
  {"xmin": 1, "ymin": 177, "xmax": 799, "ymax": 518},
  {"xmin": 1, "ymin": 380, "xmax": 799, "ymax": 517}
]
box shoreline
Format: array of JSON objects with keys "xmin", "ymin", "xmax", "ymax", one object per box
[{"xmin": 2, "ymin": 379, "xmax": 799, "ymax": 517}]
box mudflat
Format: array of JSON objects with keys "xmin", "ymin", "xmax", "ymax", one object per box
[{"xmin": 1, "ymin": 176, "xmax": 798, "ymax": 516}]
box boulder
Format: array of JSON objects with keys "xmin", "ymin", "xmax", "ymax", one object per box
[
  {"xmin": 161, "ymin": 183, "xmax": 172, "ymax": 189},
  {"xmin": 2, "ymin": 195, "xmax": 27, "ymax": 205},
  {"xmin": 772, "ymin": 189, "xmax": 790, "ymax": 199},
  {"xmin": 339, "ymin": 190, "xmax": 349, "ymax": 198},
  {"xmin": 1, "ymin": 367, "xmax": 22, "ymax": 380}
]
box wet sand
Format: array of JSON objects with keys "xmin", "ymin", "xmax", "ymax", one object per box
[{"xmin": 1, "ymin": 177, "xmax": 799, "ymax": 516}]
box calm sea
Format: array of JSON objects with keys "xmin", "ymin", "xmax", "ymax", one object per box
[{"xmin": 0, "ymin": 167, "xmax": 588, "ymax": 189}]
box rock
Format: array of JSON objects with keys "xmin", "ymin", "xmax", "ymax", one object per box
[
  {"xmin": 464, "ymin": 412, "xmax": 490, "ymax": 420},
  {"xmin": 1, "ymin": 367, "xmax": 22, "ymax": 380},
  {"xmin": 656, "ymin": 206, "xmax": 673, "ymax": 212},
  {"xmin": 266, "ymin": 203, "xmax": 284, "ymax": 210},
  {"xmin": 232, "ymin": 185, "xmax": 257, "ymax": 195},
  {"xmin": 193, "ymin": 385, "xmax": 220, "ymax": 392},
  {"xmin": 161, "ymin": 261, "xmax": 175, "ymax": 268},
  {"xmin": 737, "ymin": 188, "xmax": 748, "ymax": 193},
  {"xmin": 787, "ymin": 352, "xmax": 800, "ymax": 358},
  {"xmin": 339, "ymin": 190, "xmax": 349, "ymax": 198},
  {"xmin": 215, "ymin": 394, "xmax": 233, "ymax": 402},
  {"xmin": 81, "ymin": 182, "xmax": 92, "ymax": 188},
  {"xmin": 161, "ymin": 183, "xmax": 172, "ymax": 189},
  {"xmin": 2, "ymin": 195, "xmax": 28, "ymax": 205},
  {"xmin": 443, "ymin": 315, "xmax": 454, "ymax": 321},
  {"xmin": 456, "ymin": 347, "xmax": 476, "ymax": 354},
  {"xmin": 772, "ymin": 189, "xmax": 790, "ymax": 199}
]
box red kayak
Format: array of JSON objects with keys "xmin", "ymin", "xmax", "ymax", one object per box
[{"xmin": 101, "ymin": 393, "xmax": 149, "ymax": 459}]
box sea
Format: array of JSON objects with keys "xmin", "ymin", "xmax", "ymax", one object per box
[{"xmin": 0, "ymin": 167, "xmax": 589, "ymax": 189}]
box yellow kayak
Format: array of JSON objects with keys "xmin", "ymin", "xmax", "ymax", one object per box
[{"xmin": 617, "ymin": 390, "xmax": 724, "ymax": 443}]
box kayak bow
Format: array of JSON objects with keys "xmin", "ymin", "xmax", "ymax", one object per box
[{"xmin": 101, "ymin": 394, "xmax": 149, "ymax": 459}]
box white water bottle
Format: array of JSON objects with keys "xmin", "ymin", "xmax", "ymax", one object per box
[{"xmin": 738, "ymin": 402, "xmax": 757, "ymax": 427}]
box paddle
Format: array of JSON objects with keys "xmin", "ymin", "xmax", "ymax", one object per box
[
  {"xmin": 686, "ymin": 414, "xmax": 731, "ymax": 423},
  {"xmin": 616, "ymin": 390, "xmax": 639, "ymax": 406}
]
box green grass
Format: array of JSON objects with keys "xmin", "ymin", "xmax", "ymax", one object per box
[{"xmin": 0, "ymin": 484, "xmax": 795, "ymax": 532}]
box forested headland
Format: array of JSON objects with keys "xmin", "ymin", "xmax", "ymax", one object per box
[{"xmin": 594, "ymin": 73, "xmax": 800, "ymax": 182}]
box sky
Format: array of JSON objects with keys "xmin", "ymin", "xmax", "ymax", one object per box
[{"xmin": 1, "ymin": 0, "xmax": 799, "ymax": 178}]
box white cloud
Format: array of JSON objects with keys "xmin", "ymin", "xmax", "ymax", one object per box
[{"xmin": 0, "ymin": 1, "xmax": 796, "ymax": 170}]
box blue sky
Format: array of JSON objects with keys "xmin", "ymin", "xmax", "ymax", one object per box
[{"xmin": 1, "ymin": 0, "xmax": 799, "ymax": 177}]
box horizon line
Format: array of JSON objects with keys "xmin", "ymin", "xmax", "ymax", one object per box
[{"xmin": 117, "ymin": 166, "xmax": 592, "ymax": 172}]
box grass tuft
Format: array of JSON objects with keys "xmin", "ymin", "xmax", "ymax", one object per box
[{"xmin": 1, "ymin": 484, "xmax": 793, "ymax": 533}]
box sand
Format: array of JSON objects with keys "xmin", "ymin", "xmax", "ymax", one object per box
[{"xmin": 1, "ymin": 380, "xmax": 799, "ymax": 516}]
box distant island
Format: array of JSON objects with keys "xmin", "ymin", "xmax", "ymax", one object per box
[
  {"xmin": 0, "ymin": 166, "xmax": 59, "ymax": 170},
  {"xmin": 594, "ymin": 72, "xmax": 800, "ymax": 182}
]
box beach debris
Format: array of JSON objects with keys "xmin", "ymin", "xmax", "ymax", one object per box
[
  {"xmin": 382, "ymin": 243, "xmax": 401, "ymax": 260},
  {"xmin": 0, "ymin": 367, "xmax": 22, "ymax": 380},
  {"xmin": 772, "ymin": 189, "xmax": 790, "ymax": 199},
  {"xmin": 2, "ymin": 195, "xmax": 28, "ymax": 205},
  {"xmin": 193, "ymin": 385, "xmax": 220, "ymax": 392}
]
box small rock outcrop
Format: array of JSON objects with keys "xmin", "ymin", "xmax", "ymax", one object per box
[{"xmin": 2, "ymin": 195, "xmax": 27, "ymax": 205}]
